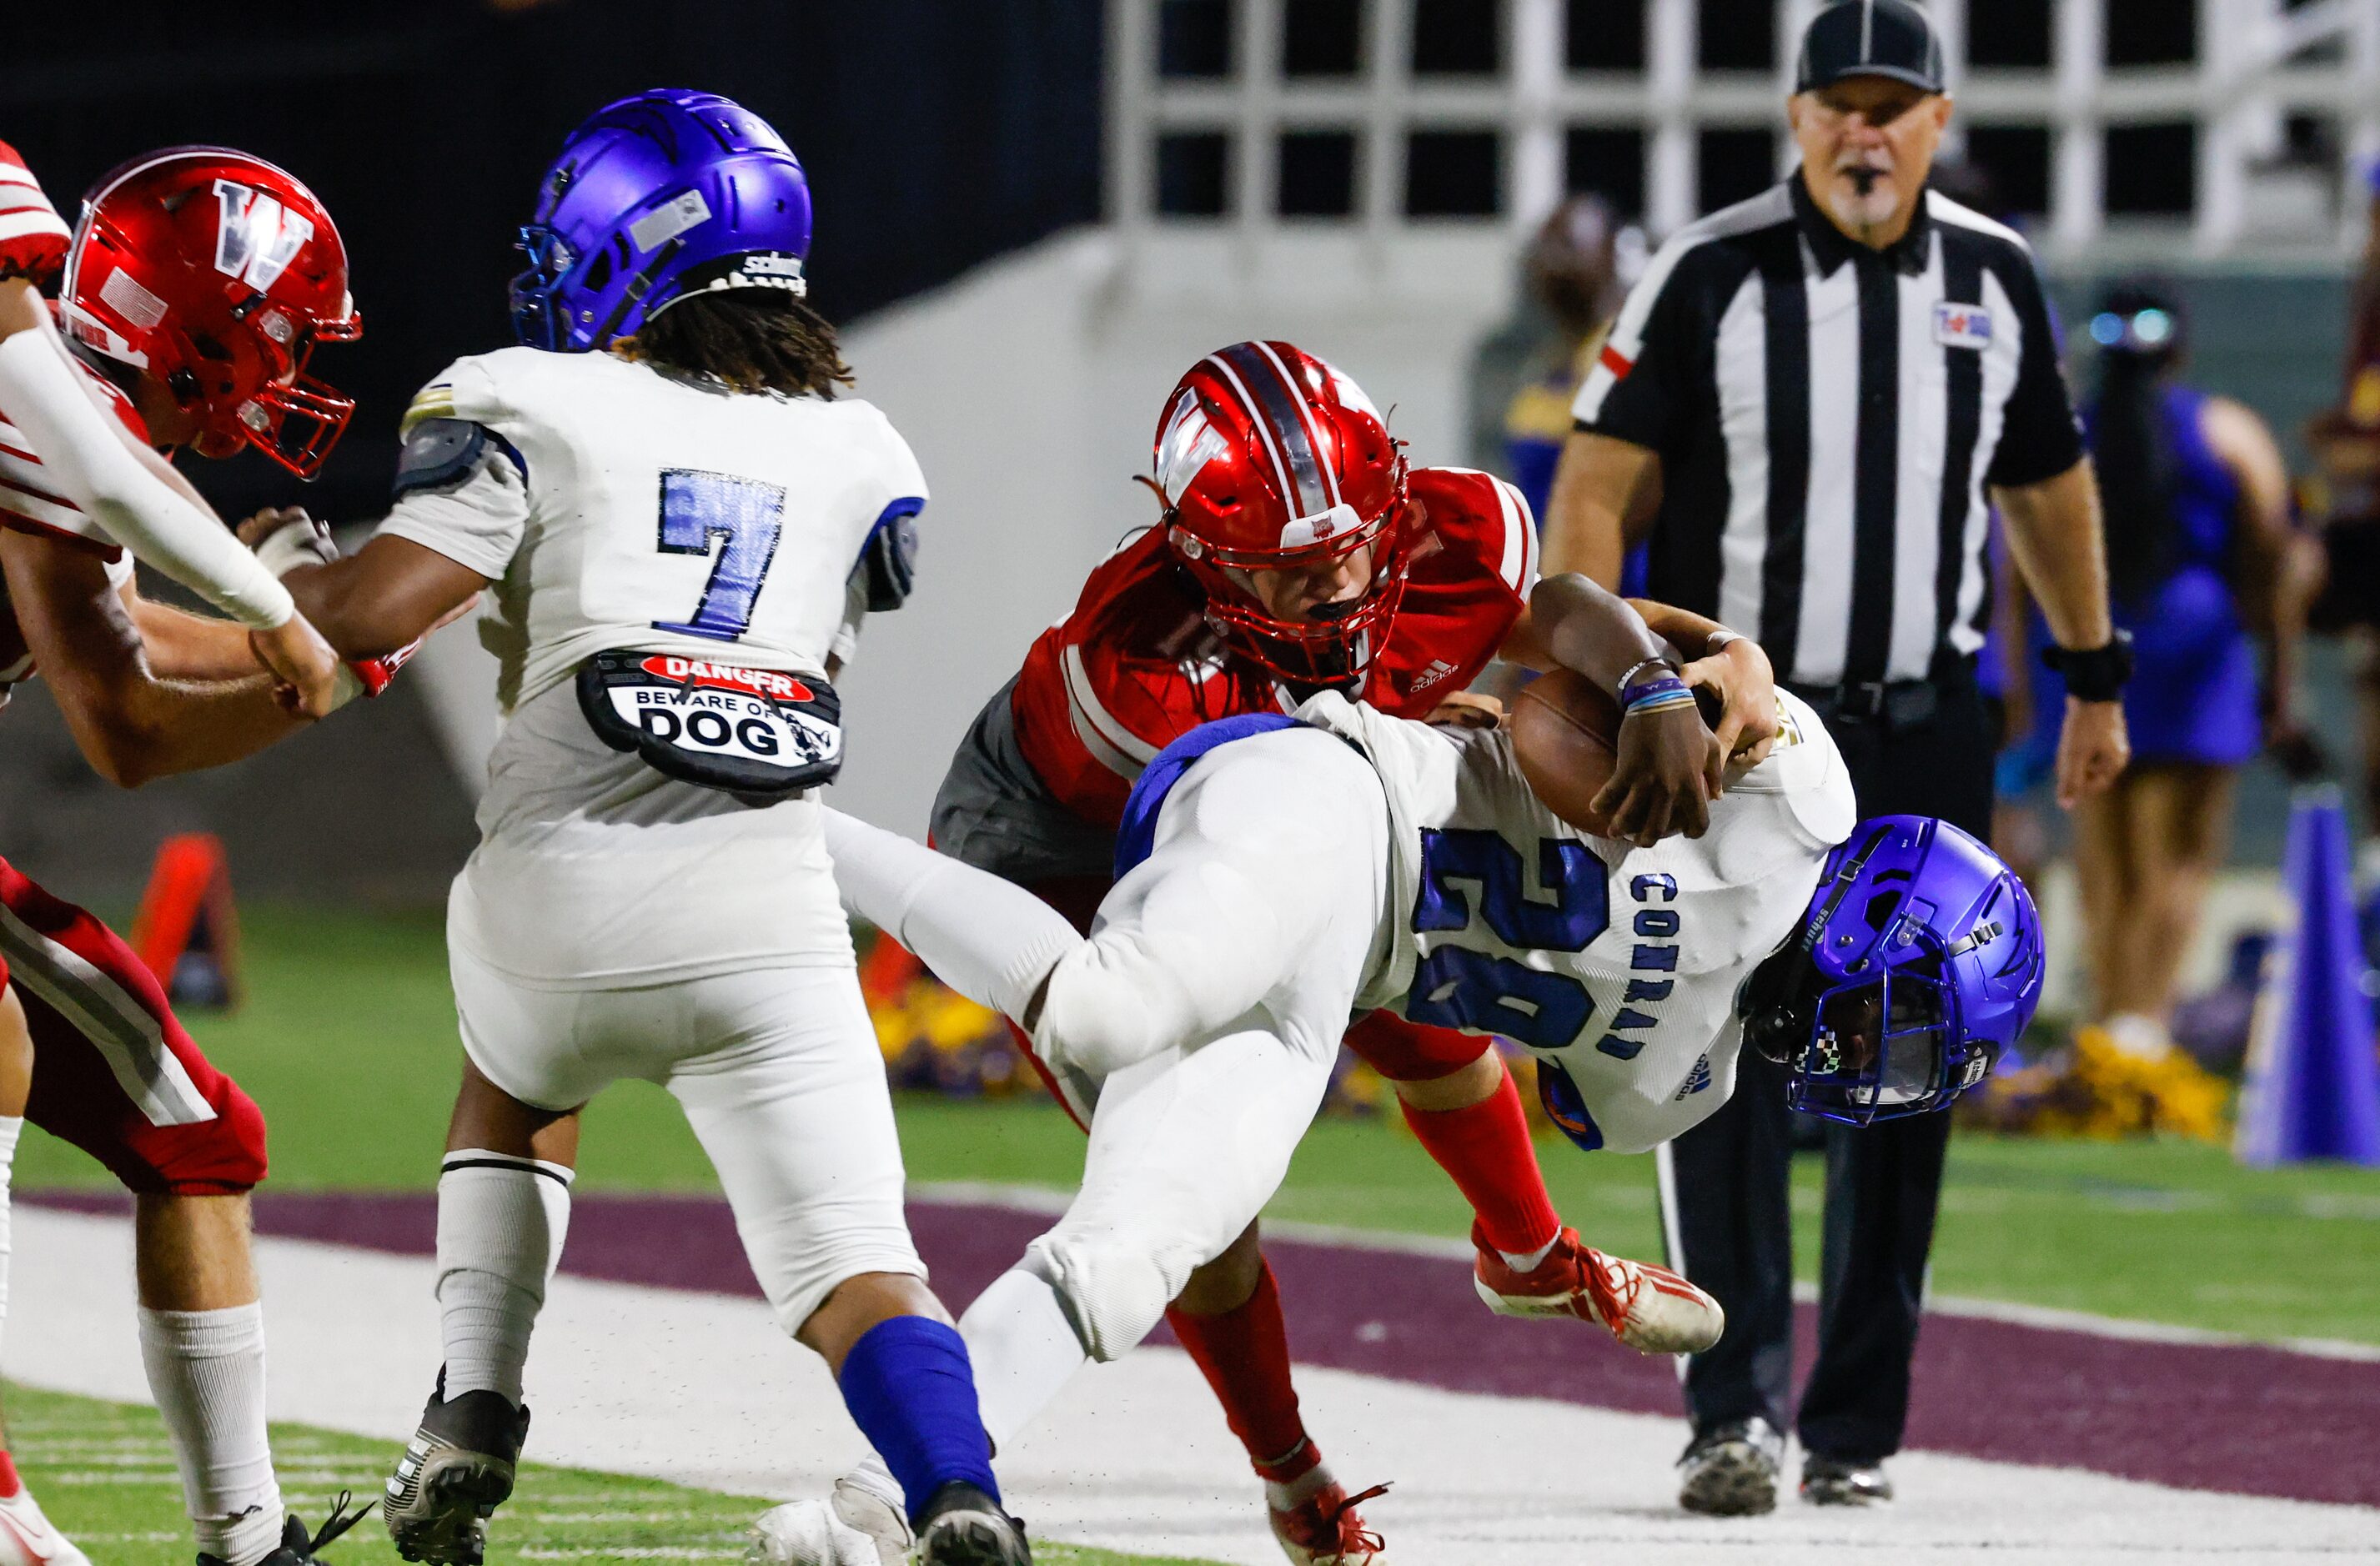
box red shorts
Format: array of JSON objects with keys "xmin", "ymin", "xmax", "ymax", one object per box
[
  {"xmin": 1002, "ymin": 876, "xmax": 1492, "ymax": 1129},
  {"xmin": 0, "ymin": 858, "xmax": 266, "ymax": 1195}
]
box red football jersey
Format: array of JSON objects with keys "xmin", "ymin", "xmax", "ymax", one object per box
[{"xmin": 1012, "ymin": 464, "xmax": 1538, "ymax": 828}]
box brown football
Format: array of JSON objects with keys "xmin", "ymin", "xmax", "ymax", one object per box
[
  {"xmin": 1512, "ymin": 670, "xmax": 1728, "ymax": 836},
  {"xmin": 1512, "ymin": 668, "xmax": 1624, "ymax": 836}
]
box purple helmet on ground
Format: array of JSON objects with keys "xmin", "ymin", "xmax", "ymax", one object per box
[
  {"xmin": 1748, "ymin": 816, "xmax": 2043, "ymax": 1126},
  {"xmin": 510, "ymin": 88, "xmax": 814, "ymax": 353}
]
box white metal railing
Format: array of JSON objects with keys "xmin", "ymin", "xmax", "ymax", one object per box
[{"xmin": 1107, "ymin": 0, "xmax": 2380, "ymax": 261}]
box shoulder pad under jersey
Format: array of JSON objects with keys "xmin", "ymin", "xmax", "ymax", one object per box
[
  {"xmin": 392, "ymin": 417, "xmax": 525, "ymax": 499},
  {"xmin": 1409, "ymin": 466, "xmax": 1538, "ymax": 598}
]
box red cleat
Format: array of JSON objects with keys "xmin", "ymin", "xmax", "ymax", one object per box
[
  {"xmin": 1267, "ymin": 1472, "xmax": 1389, "ymax": 1565},
  {"xmin": 1471, "ymin": 1223, "xmax": 1725, "ymax": 1354}
]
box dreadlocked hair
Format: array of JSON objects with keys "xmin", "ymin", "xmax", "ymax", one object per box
[{"xmin": 615, "ymin": 289, "xmax": 854, "ymax": 399}]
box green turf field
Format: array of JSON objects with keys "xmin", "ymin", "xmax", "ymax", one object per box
[
  {"xmin": 0, "ymin": 1383, "xmax": 1225, "ymax": 1566},
  {"xmin": 19, "ymin": 905, "xmax": 2380, "ymax": 1344}
]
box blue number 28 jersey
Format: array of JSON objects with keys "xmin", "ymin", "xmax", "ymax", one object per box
[{"xmin": 1302, "ymin": 688, "xmax": 1855, "ymax": 1152}]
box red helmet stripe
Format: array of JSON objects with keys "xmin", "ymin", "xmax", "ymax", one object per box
[
  {"xmin": 1250, "ymin": 339, "xmax": 1343, "ymax": 510},
  {"xmin": 1213, "ymin": 341, "xmax": 1331, "ymax": 521}
]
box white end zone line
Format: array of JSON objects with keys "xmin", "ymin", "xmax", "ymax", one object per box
[
  {"xmin": 8, "ymin": 1205, "xmax": 2373, "ymax": 1566},
  {"xmin": 906, "ymin": 1180, "xmax": 2380, "ymax": 1363}
]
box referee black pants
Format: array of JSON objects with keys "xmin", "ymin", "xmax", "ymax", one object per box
[{"xmin": 1659, "ymin": 670, "xmax": 1996, "ymax": 1464}]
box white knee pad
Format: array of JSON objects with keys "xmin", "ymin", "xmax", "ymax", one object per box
[{"xmin": 1022, "ymin": 1221, "xmax": 1205, "ymax": 1363}]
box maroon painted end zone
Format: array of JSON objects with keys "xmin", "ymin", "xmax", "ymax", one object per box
[{"xmin": 31, "ymin": 1189, "xmax": 2380, "ymax": 1508}]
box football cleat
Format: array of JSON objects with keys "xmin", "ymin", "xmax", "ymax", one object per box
[
  {"xmin": 747, "ymin": 1473, "xmax": 913, "ymax": 1566},
  {"xmin": 1677, "ymin": 1418, "xmax": 1784, "ymax": 1517},
  {"xmin": 1471, "ymin": 1224, "xmax": 1725, "ymax": 1355},
  {"xmin": 1800, "ymin": 1453, "xmax": 1894, "ymax": 1507},
  {"xmin": 911, "ymin": 1481, "xmax": 1029, "ymax": 1566},
  {"xmin": 0, "ymin": 1476, "xmax": 93, "ymax": 1565},
  {"xmin": 1268, "ymin": 1473, "xmax": 1388, "ymax": 1565},
  {"xmin": 381, "ymin": 1375, "xmax": 531, "ymax": 1565},
  {"xmin": 199, "ymin": 1494, "xmax": 372, "ymax": 1565}
]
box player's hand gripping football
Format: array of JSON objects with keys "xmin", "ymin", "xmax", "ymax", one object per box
[
  {"xmin": 1592, "ymin": 696, "xmax": 1718, "ymax": 846},
  {"xmin": 1683, "ymin": 633, "xmax": 1780, "ymax": 781}
]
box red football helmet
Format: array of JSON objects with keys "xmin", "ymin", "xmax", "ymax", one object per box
[
  {"xmin": 58, "ymin": 148, "xmax": 360, "ymax": 478},
  {"xmin": 1154, "ymin": 340, "xmax": 1410, "ymax": 684}
]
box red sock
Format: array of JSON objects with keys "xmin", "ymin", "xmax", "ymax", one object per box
[
  {"xmin": 0, "ymin": 1449, "xmax": 20, "ymax": 1498},
  {"xmin": 1165, "ymin": 1262, "xmax": 1318, "ymax": 1482},
  {"xmin": 1400, "ymin": 1065, "xmax": 1563, "ymax": 1257}
]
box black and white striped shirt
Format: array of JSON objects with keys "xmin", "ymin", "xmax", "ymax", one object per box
[{"xmin": 1574, "ymin": 174, "xmax": 2083, "ymax": 687}]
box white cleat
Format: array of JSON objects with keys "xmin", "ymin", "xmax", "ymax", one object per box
[
  {"xmin": 750, "ymin": 1475, "xmax": 912, "ymax": 1566},
  {"xmin": 0, "ymin": 1483, "xmax": 93, "ymax": 1566}
]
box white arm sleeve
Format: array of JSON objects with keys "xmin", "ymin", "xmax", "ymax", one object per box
[{"xmin": 0, "ymin": 328, "xmax": 294, "ymax": 629}]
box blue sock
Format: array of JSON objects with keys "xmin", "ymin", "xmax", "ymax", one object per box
[{"xmin": 837, "ymin": 1316, "xmax": 999, "ymax": 1520}]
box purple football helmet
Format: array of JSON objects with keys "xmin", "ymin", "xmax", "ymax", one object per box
[
  {"xmin": 510, "ymin": 88, "xmax": 814, "ymax": 353},
  {"xmin": 1750, "ymin": 816, "xmax": 2043, "ymax": 1126}
]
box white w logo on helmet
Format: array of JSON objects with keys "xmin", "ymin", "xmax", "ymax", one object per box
[{"xmin": 211, "ymin": 178, "xmax": 313, "ymax": 290}]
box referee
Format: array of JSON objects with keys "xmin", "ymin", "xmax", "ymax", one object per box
[{"xmin": 1544, "ymin": 0, "xmax": 2131, "ymax": 1515}]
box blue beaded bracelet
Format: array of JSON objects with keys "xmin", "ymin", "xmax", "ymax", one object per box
[{"xmin": 1621, "ymin": 671, "xmax": 1696, "ymax": 717}]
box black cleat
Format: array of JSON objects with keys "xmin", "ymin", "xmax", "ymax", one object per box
[
  {"xmin": 199, "ymin": 1493, "xmax": 373, "ymax": 1563},
  {"xmin": 1800, "ymin": 1453, "xmax": 1894, "ymax": 1506},
  {"xmin": 382, "ymin": 1372, "xmax": 532, "ymax": 1565},
  {"xmin": 912, "ymin": 1480, "xmax": 1030, "ymax": 1565},
  {"xmin": 1677, "ymin": 1416, "xmax": 1784, "ymax": 1517}
]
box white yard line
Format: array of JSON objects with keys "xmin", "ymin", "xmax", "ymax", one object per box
[
  {"xmin": 7, "ymin": 1207, "xmax": 2373, "ymax": 1566},
  {"xmin": 910, "ymin": 1180, "xmax": 2380, "ymax": 1362}
]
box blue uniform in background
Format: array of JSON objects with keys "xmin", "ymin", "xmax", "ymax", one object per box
[
  {"xmin": 2033, "ymin": 384, "xmax": 2258, "ymax": 766},
  {"xmin": 1504, "ymin": 337, "xmax": 1649, "ymax": 597}
]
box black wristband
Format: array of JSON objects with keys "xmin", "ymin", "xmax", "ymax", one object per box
[{"xmin": 2041, "ymin": 630, "xmax": 2135, "ymax": 702}]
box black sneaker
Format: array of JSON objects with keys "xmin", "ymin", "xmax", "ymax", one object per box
[
  {"xmin": 1800, "ymin": 1453, "xmax": 1894, "ymax": 1506},
  {"xmin": 382, "ymin": 1372, "xmax": 532, "ymax": 1565},
  {"xmin": 912, "ymin": 1480, "xmax": 1031, "ymax": 1565},
  {"xmin": 199, "ymin": 1493, "xmax": 372, "ymax": 1564},
  {"xmin": 1677, "ymin": 1416, "xmax": 1785, "ymax": 1516}
]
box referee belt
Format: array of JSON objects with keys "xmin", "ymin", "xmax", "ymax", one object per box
[
  {"xmin": 1787, "ymin": 655, "xmax": 1975, "ymax": 730},
  {"xmin": 1788, "ymin": 680, "xmax": 1936, "ymax": 729}
]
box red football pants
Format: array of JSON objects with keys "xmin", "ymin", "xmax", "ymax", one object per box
[{"xmin": 0, "ymin": 857, "xmax": 266, "ymax": 1194}]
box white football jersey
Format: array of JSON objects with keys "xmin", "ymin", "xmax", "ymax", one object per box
[
  {"xmin": 1303, "ymin": 689, "xmax": 1856, "ymax": 1152},
  {"xmin": 386, "ymin": 346, "xmax": 925, "ymax": 710},
  {"xmin": 379, "ymin": 346, "xmax": 928, "ymax": 987}
]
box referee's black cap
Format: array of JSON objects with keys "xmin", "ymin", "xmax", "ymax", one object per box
[{"xmin": 1795, "ymin": 0, "xmax": 1946, "ymax": 96}]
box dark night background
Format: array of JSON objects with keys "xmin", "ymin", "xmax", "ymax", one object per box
[
  {"xmin": 3, "ymin": 0, "xmax": 1106, "ymax": 530},
  {"xmin": 0, "ymin": 0, "xmax": 1105, "ymax": 898}
]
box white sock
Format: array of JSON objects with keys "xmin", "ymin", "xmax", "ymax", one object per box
[
  {"xmin": 821, "ymin": 808, "xmax": 1081, "ymax": 1021},
  {"xmin": 138, "ymin": 1303, "xmax": 283, "ymax": 1566},
  {"xmin": 436, "ymin": 1152, "xmax": 572, "ymax": 1407},
  {"xmin": 956, "ymin": 1265, "xmax": 1092, "ymax": 1449},
  {"xmin": 0, "ymin": 1116, "xmax": 21, "ymax": 1353},
  {"xmin": 1499, "ymin": 1236, "xmax": 1559, "ymax": 1272}
]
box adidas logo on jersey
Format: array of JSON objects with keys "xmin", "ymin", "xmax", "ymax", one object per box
[{"xmin": 1408, "ymin": 659, "xmax": 1458, "ymax": 694}]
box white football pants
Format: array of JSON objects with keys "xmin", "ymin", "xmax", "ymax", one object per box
[
  {"xmin": 829, "ymin": 724, "xmax": 1391, "ymax": 1362},
  {"xmin": 448, "ymin": 951, "xmax": 925, "ymax": 1336}
]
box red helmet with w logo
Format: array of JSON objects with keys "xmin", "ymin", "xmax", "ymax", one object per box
[
  {"xmin": 1155, "ymin": 340, "xmax": 1410, "ymax": 684},
  {"xmin": 59, "ymin": 148, "xmax": 361, "ymax": 477}
]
